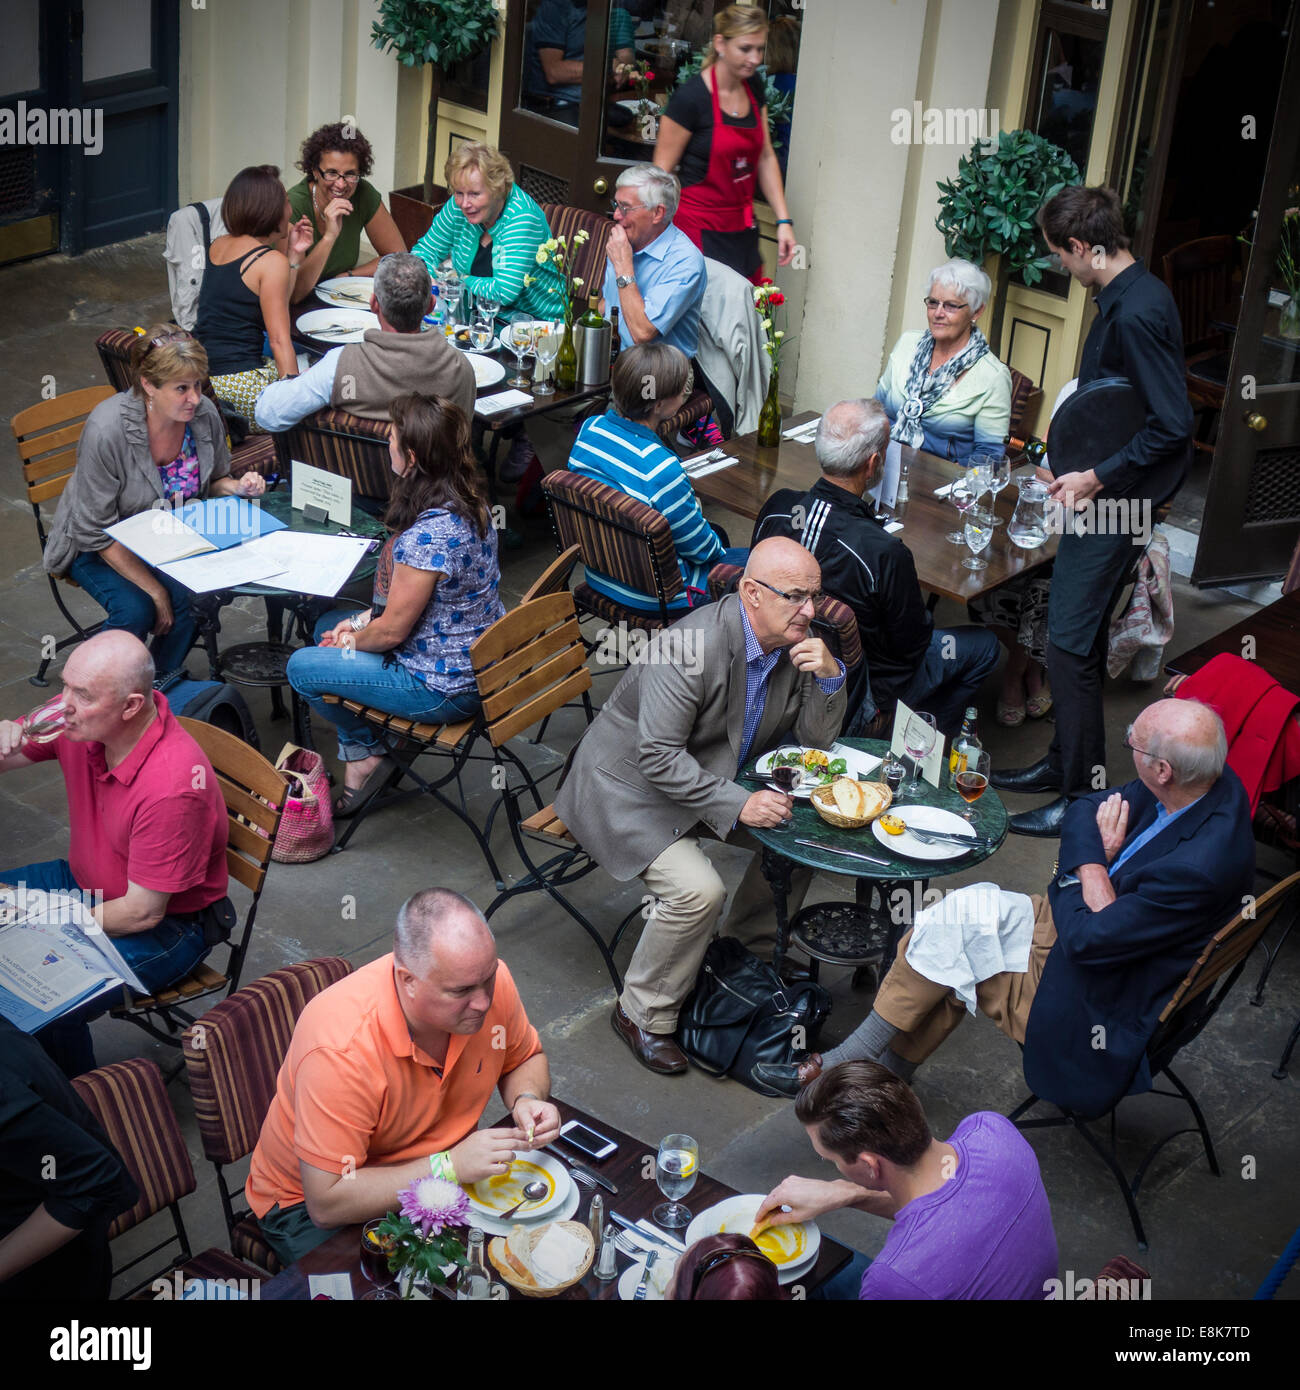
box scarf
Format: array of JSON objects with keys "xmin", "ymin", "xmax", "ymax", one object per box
[{"xmin": 894, "ymin": 326, "xmax": 991, "ymax": 449}]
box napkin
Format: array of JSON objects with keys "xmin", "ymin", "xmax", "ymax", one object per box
[
  {"xmin": 933, "ymin": 481, "xmax": 956, "ymax": 498},
  {"xmin": 308, "ymin": 1273, "xmax": 353, "ymax": 1300},
  {"xmin": 475, "ymin": 388, "xmax": 534, "ymax": 417},
  {"xmin": 783, "ymin": 418, "xmax": 820, "ymax": 439},
  {"xmin": 904, "ymin": 882, "xmax": 1035, "ymax": 1012},
  {"xmin": 686, "ymin": 457, "xmax": 739, "ymax": 479}
]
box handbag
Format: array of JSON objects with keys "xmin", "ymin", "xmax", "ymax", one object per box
[
  {"xmin": 270, "ymin": 742, "xmax": 334, "ymax": 863},
  {"xmin": 676, "ymin": 937, "xmax": 831, "ymax": 1093}
]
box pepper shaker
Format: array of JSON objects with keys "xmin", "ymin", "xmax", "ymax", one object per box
[
  {"xmin": 588, "ymin": 1192, "xmax": 605, "ymax": 1247},
  {"xmin": 594, "ymin": 1224, "xmax": 620, "ymax": 1281}
]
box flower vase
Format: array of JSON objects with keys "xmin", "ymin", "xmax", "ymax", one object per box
[
  {"xmin": 757, "ymin": 366, "xmax": 782, "ymax": 447},
  {"xmin": 1279, "ymin": 294, "xmax": 1300, "ymax": 341},
  {"xmin": 556, "ymin": 306, "xmax": 578, "ymax": 390}
]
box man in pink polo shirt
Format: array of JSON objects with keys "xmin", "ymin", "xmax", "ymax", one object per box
[{"xmin": 0, "ymin": 630, "xmax": 230, "ymax": 1074}]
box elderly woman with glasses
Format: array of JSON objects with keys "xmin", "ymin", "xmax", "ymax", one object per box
[
  {"xmin": 287, "ymin": 122, "xmax": 406, "ymax": 303},
  {"xmin": 41, "ymin": 324, "xmax": 265, "ymax": 675},
  {"xmin": 411, "ymin": 142, "xmax": 564, "ymax": 320},
  {"xmin": 875, "ymin": 259, "xmax": 1012, "ymax": 464}
]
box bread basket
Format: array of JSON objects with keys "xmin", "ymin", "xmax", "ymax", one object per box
[
  {"xmin": 486, "ymin": 1220, "xmax": 594, "ymax": 1297},
  {"xmin": 810, "ymin": 777, "xmax": 893, "ymax": 830}
]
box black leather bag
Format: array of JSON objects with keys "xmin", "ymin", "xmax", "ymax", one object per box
[{"xmin": 676, "ymin": 938, "xmax": 831, "ymax": 1092}]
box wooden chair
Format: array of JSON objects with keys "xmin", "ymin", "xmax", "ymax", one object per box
[
  {"xmin": 110, "ymin": 718, "xmax": 287, "ymax": 1049},
  {"xmin": 520, "ymin": 543, "xmax": 581, "ymax": 604},
  {"xmin": 1161, "ymin": 236, "xmax": 1237, "ymax": 456},
  {"xmin": 1007, "ymin": 366, "xmax": 1043, "ymax": 446},
  {"xmin": 182, "ymin": 957, "xmax": 353, "ymax": 1275},
  {"xmin": 272, "ymin": 406, "xmax": 394, "ymax": 503},
  {"xmin": 12, "ymin": 384, "xmax": 115, "ymax": 685},
  {"xmin": 1009, "ymin": 871, "xmax": 1300, "ymax": 1249},
  {"xmin": 541, "ymin": 470, "xmax": 686, "ymax": 633},
  {"xmin": 72, "ymin": 1057, "xmax": 267, "ymax": 1299}
]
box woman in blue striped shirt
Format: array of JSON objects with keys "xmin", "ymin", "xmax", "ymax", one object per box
[
  {"xmin": 412, "ymin": 143, "xmax": 563, "ymax": 318},
  {"xmin": 567, "ymin": 342, "xmax": 745, "ymax": 612}
]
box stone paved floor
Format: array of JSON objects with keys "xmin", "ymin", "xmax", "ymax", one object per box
[{"xmin": 1, "ymin": 237, "xmax": 1295, "ymax": 1301}]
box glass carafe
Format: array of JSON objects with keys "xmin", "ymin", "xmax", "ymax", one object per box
[{"xmin": 1007, "ymin": 477, "xmax": 1051, "ymax": 550}]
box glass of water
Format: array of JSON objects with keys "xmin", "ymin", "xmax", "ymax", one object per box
[
  {"xmin": 963, "ymin": 506, "xmax": 996, "ymax": 571},
  {"xmin": 469, "ymin": 310, "xmax": 494, "ymax": 354},
  {"xmin": 653, "ymin": 1133, "xmax": 699, "ymax": 1229}
]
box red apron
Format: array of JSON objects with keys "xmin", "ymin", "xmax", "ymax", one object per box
[{"xmin": 674, "ymin": 67, "xmax": 765, "ymax": 264}]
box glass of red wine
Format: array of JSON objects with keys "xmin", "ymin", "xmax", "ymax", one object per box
[
  {"xmin": 768, "ymin": 762, "xmax": 801, "ymax": 831},
  {"xmin": 359, "ymin": 1220, "xmax": 400, "ymax": 1300},
  {"xmin": 955, "ymin": 749, "xmax": 990, "ymax": 822}
]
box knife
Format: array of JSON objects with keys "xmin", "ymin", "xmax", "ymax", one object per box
[
  {"xmin": 907, "ymin": 827, "xmax": 988, "ymax": 848},
  {"xmin": 795, "ymin": 838, "xmax": 891, "ymax": 867},
  {"xmin": 634, "ymin": 1248, "xmax": 657, "ymax": 1300},
  {"xmin": 546, "ymin": 1144, "xmax": 618, "ymax": 1194},
  {"xmin": 609, "ymin": 1211, "xmax": 682, "ymax": 1251}
]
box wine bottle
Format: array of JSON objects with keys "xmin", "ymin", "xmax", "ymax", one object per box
[
  {"xmin": 609, "ymin": 307, "xmax": 621, "ymax": 364},
  {"xmin": 948, "ymin": 707, "xmax": 982, "ymax": 790}
]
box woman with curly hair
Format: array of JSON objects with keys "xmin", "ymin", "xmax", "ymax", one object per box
[
  {"xmin": 286, "ymin": 392, "xmax": 505, "ymax": 816},
  {"xmin": 287, "ymin": 121, "xmax": 406, "ymax": 301}
]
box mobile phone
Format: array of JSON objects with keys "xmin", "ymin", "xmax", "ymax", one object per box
[{"xmin": 558, "ymin": 1118, "xmax": 618, "ymax": 1161}]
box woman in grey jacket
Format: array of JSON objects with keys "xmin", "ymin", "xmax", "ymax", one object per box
[{"xmin": 44, "ymin": 325, "xmax": 265, "ymax": 674}]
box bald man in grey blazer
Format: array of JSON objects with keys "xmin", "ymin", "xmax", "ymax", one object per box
[{"xmin": 557, "ymin": 538, "xmax": 847, "ymax": 1074}]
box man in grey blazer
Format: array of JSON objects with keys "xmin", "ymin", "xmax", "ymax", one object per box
[{"xmin": 556, "ymin": 537, "xmax": 847, "ymax": 1074}]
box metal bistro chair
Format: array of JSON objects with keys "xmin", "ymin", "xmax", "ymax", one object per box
[
  {"xmin": 1009, "ymin": 871, "xmax": 1300, "ymax": 1249},
  {"xmin": 12, "ymin": 384, "xmax": 115, "ymax": 685},
  {"xmin": 110, "ymin": 717, "xmax": 287, "ymax": 1051},
  {"xmin": 72, "ymin": 1057, "xmax": 267, "ymax": 1299},
  {"xmin": 182, "ymin": 957, "xmax": 353, "ymax": 1275}
]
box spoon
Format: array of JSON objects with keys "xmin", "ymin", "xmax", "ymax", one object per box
[{"xmin": 498, "ymin": 1180, "xmax": 549, "ymax": 1219}]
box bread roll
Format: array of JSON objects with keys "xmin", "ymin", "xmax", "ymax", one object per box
[{"xmin": 831, "ymin": 776, "xmax": 867, "ymax": 818}]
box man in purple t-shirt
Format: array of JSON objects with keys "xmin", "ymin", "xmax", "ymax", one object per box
[{"xmin": 755, "ymin": 1061, "xmax": 1058, "ymax": 1299}]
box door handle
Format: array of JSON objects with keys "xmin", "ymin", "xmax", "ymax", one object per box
[
  {"xmin": 1244, "ymin": 412, "xmax": 1267, "ymax": 432},
  {"xmin": 593, "ymin": 177, "xmax": 608, "ymax": 195}
]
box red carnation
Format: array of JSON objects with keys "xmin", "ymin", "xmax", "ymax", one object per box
[
  {"xmin": 769, "ymin": 291, "xmax": 785, "ymax": 305},
  {"xmin": 645, "ymin": 70, "xmax": 656, "ymax": 81},
  {"xmin": 758, "ymin": 276, "xmax": 774, "ymax": 287}
]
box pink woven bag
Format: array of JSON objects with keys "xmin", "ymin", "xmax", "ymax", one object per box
[{"xmin": 270, "ymin": 743, "xmax": 334, "ymax": 863}]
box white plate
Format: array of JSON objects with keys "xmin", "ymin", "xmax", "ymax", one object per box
[
  {"xmin": 435, "ymin": 325, "xmax": 501, "ymax": 354},
  {"xmin": 684, "ymin": 1195, "xmax": 820, "ymax": 1286},
  {"xmin": 618, "ymin": 1252, "xmax": 680, "ymax": 1300},
  {"xmin": 314, "ymin": 276, "xmax": 375, "ymax": 309},
  {"xmin": 296, "ymin": 307, "xmax": 378, "ymax": 343},
  {"xmin": 464, "ymin": 352, "xmax": 508, "ymax": 389},
  {"xmin": 871, "ymin": 803, "xmax": 980, "ymax": 860},
  {"xmin": 754, "ymin": 747, "xmax": 840, "ymax": 800},
  {"xmin": 465, "ymin": 1149, "xmax": 573, "ymax": 1223}
]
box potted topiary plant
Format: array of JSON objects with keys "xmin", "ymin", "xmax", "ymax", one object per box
[
  {"xmin": 372, "ymin": 0, "xmax": 502, "ymax": 243},
  {"xmin": 935, "ymin": 129, "xmax": 1081, "ymax": 348}
]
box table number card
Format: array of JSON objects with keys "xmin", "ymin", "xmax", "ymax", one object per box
[
  {"xmin": 889, "ymin": 699, "xmax": 944, "ymax": 789},
  {"xmin": 291, "ymin": 460, "xmax": 352, "ymax": 525}
]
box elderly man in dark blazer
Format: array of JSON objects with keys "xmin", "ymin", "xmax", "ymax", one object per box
[
  {"xmin": 556, "ymin": 537, "xmax": 847, "ymax": 1074},
  {"xmin": 755, "ymin": 698, "xmax": 1255, "ymax": 1115}
]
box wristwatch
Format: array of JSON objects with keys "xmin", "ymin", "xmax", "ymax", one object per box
[{"xmin": 615, "ymin": 273, "xmax": 636, "ymax": 289}]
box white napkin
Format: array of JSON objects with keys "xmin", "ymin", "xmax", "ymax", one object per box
[
  {"xmin": 783, "ymin": 417, "xmax": 820, "ymax": 439},
  {"xmin": 904, "ymin": 882, "xmax": 1036, "ymax": 1013},
  {"xmin": 933, "ymin": 481, "xmax": 956, "ymax": 498},
  {"xmin": 636, "ymin": 1219, "xmax": 687, "ymax": 1252},
  {"xmin": 687, "ymin": 457, "xmax": 739, "ymax": 479}
]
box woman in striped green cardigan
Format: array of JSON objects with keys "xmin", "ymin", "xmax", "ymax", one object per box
[{"xmin": 412, "ymin": 142, "xmax": 563, "ymax": 319}]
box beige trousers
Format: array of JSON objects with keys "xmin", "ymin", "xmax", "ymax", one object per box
[{"xmin": 620, "ymin": 830, "xmax": 812, "ymax": 1034}]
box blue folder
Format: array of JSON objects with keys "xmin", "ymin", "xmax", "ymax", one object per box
[{"xmin": 173, "ymin": 497, "xmax": 287, "ymax": 551}]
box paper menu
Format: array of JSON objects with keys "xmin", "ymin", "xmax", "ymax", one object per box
[
  {"xmin": 106, "ymin": 509, "xmax": 213, "ymax": 565},
  {"xmin": 889, "ymin": 700, "xmax": 944, "ymax": 789},
  {"xmin": 867, "ymin": 440, "xmax": 902, "ymax": 510},
  {"xmin": 157, "ymin": 545, "xmax": 290, "ymax": 593},
  {"xmin": 475, "ymin": 389, "xmax": 534, "ymax": 417},
  {"xmin": 291, "ymin": 460, "xmax": 353, "ymax": 525},
  {"xmin": 232, "ymin": 532, "xmax": 374, "ymax": 598}
]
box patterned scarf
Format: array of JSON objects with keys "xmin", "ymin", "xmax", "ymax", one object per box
[{"xmin": 894, "ymin": 325, "xmax": 991, "ymax": 449}]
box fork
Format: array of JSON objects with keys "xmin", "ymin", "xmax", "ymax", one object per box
[
  {"xmin": 569, "ymin": 1167, "xmax": 597, "ymax": 1189},
  {"xmin": 908, "ymin": 827, "xmax": 987, "ymax": 849}
]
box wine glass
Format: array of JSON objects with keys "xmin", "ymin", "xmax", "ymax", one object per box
[
  {"xmin": 947, "ymin": 472, "xmax": 983, "ymax": 544},
  {"xmin": 963, "ymin": 506, "xmax": 996, "ymax": 571},
  {"xmin": 982, "ymin": 452, "xmax": 1012, "ymax": 526},
  {"xmin": 469, "ymin": 309, "xmax": 494, "ymax": 354},
  {"xmin": 359, "ymin": 1220, "xmax": 400, "ymax": 1300},
  {"xmin": 477, "ymin": 292, "xmax": 501, "ymax": 324},
  {"xmin": 506, "ymin": 311, "xmax": 534, "ymax": 387},
  {"xmin": 653, "ymin": 1133, "xmax": 699, "ymax": 1229},
  {"xmin": 16, "ymin": 694, "xmax": 68, "ymax": 744},
  {"xmin": 532, "ymin": 324, "xmax": 559, "ymax": 396},
  {"xmin": 955, "ymin": 749, "xmax": 990, "ymax": 823},
  {"xmin": 902, "ymin": 711, "xmax": 937, "ymax": 796},
  {"xmin": 767, "ymin": 761, "xmax": 801, "ymax": 832}
]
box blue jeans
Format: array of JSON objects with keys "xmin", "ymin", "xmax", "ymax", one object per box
[
  {"xmin": 4, "ymin": 859, "xmax": 209, "ymax": 1076},
  {"xmin": 68, "ymin": 548, "xmax": 197, "ymax": 676},
  {"xmin": 287, "ymin": 609, "xmax": 482, "ymax": 761},
  {"xmin": 813, "ymin": 1250, "xmax": 872, "ymax": 1300},
  {"xmin": 883, "ymin": 626, "xmax": 1000, "ymax": 737}
]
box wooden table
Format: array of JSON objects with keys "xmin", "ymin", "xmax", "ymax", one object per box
[
  {"xmin": 692, "ymin": 410, "xmax": 1060, "ymax": 603},
  {"xmin": 1164, "ymin": 588, "xmax": 1300, "ymax": 690},
  {"xmin": 260, "ymin": 1098, "xmax": 852, "ymax": 1301}
]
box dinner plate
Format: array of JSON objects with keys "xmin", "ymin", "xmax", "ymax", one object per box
[
  {"xmin": 871, "ymin": 804, "xmax": 980, "ymax": 860},
  {"xmin": 314, "ymin": 276, "xmax": 375, "ymax": 309},
  {"xmin": 684, "ymin": 1195, "xmax": 820, "ymax": 1285},
  {"xmin": 464, "ymin": 352, "xmax": 508, "ymax": 389},
  {"xmin": 465, "ymin": 1149, "xmax": 572, "ymax": 1223},
  {"xmin": 753, "ymin": 747, "xmax": 836, "ymax": 800},
  {"xmin": 296, "ymin": 307, "xmax": 378, "ymax": 343},
  {"xmin": 754, "ymin": 744, "xmax": 882, "ymax": 799},
  {"xmin": 617, "ymin": 1252, "xmax": 680, "ymax": 1301}
]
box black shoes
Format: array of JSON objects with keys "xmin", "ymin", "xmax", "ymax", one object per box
[
  {"xmin": 991, "ymin": 756, "xmax": 1063, "ymax": 795},
  {"xmin": 749, "ymin": 1053, "xmax": 824, "ymax": 1098},
  {"xmin": 1008, "ymin": 796, "xmax": 1071, "ymax": 837}
]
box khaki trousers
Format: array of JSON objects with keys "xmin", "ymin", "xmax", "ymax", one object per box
[
  {"xmin": 621, "ymin": 830, "xmax": 812, "ymax": 1034},
  {"xmin": 872, "ymin": 893, "xmax": 1057, "ymax": 1064}
]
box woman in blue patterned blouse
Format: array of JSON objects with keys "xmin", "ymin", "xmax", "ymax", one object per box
[{"xmin": 287, "ymin": 393, "xmax": 505, "ymax": 816}]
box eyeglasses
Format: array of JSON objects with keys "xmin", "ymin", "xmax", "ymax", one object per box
[
  {"xmin": 688, "ymin": 1245, "xmax": 773, "ymax": 1299},
  {"xmin": 754, "ymin": 578, "xmax": 822, "ymax": 608},
  {"xmin": 610, "ymin": 198, "xmax": 645, "ymax": 216},
  {"xmin": 319, "ymin": 168, "xmax": 360, "ymax": 186},
  {"xmin": 146, "ymin": 330, "xmax": 193, "ymax": 353},
  {"xmin": 922, "ymin": 297, "xmax": 969, "ymax": 313},
  {"xmin": 1123, "ymin": 729, "xmax": 1167, "ymax": 764}
]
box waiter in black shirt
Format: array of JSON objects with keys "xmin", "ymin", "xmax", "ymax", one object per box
[{"xmin": 994, "ymin": 187, "xmax": 1193, "ymax": 835}]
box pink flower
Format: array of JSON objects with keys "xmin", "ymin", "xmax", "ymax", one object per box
[{"xmin": 397, "ymin": 1177, "xmax": 469, "ymax": 1238}]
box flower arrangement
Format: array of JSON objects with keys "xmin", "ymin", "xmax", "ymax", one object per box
[
  {"xmin": 626, "ymin": 58, "xmax": 657, "ymax": 110},
  {"xmin": 753, "ymin": 278, "xmax": 789, "ymax": 368},
  {"xmin": 374, "ymin": 1176, "xmax": 471, "ymax": 1297},
  {"xmin": 523, "ymin": 230, "xmax": 590, "ymax": 326}
]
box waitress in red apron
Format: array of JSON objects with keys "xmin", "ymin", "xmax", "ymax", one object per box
[{"xmin": 654, "ymin": 3, "xmax": 796, "ymax": 283}]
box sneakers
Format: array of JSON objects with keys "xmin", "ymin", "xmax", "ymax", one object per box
[{"xmin": 684, "ymin": 414, "xmax": 724, "ymax": 450}]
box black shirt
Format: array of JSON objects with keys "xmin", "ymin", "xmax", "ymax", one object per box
[
  {"xmin": 470, "ymin": 238, "xmax": 493, "ymax": 279},
  {"xmin": 194, "ymin": 245, "xmax": 274, "ymax": 376},
  {"xmin": 753, "ymin": 477, "xmax": 933, "ymax": 703},
  {"xmin": 664, "ymin": 73, "xmax": 766, "ymax": 188},
  {"xmin": 1079, "ymin": 257, "xmax": 1194, "ymax": 500}
]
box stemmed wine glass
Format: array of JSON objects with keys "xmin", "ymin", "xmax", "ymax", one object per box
[
  {"xmin": 16, "ymin": 694, "xmax": 68, "ymax": 744},
  {"xmin": 955, "ymin": 749, "xmax": 990, "ymax": 823},
  {"xmin": 477, "ymin": 292, "xmax": 501, "ymax": 324},
  {"xmin": 469, "ymin": 308, "xmax": 495, "ymax": 354},
  {"xmin": 982, "ymin": 452, "xmax": 1012, "ymax": 525},
  {"xmin": 359, "ymin": 1220, "xmax": 400, "ymax": 1300},
  {"xmin": 767, "ymin": 761, "xmax": 801, "ymax": 832},
  {"xmin": 963, "ymin": 506, "xmax": 995, "ymax": 571},
  {"xmin": 532, "ymin": 324, "xmax": 559, "ymax": 396},
  {"xmin": 653, "ymin": 1133, "xmax": 699, "ymax": 1229},
  {"xmin": 947, "ymin": 472, "xmax": 983, "ymax": 544},
  {"xmin": 506, "ymin": 311, "xmax": 534, "ymax": 387},
  {"xmin": 902, "ymin": 710, "xmax": 937, "ymax": 796}
]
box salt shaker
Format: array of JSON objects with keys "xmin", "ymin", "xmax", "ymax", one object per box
[
  {"xmin": 594, "ymin": 1224, "xmax": 620, "ymax": 1281},
  {"xmin": 588, "ymin": 1192, "xmax": 605, "ymax": 1247}
]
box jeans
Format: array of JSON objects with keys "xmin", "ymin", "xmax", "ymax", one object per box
[
  {"xmin": 4, "ymin": 859, "xmax": 209, "ymax": 1076},
  {"xmin": 68, "ymin": 548, "xmax": 197, "ymax": 676},
  {"xmin": 287, "ymin": 608, "xmax": 482, "ymax": 761},
  {"xmin": 888, "ymin": 626, "xmax": 1000, "ymax": 736},
  {"xmin": 812, "ymin": 1250, "xmax": 872, "ymax": 1300}
]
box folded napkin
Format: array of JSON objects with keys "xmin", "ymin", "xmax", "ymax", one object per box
[
  {"xmin": 783, "ymin": 417, "xmax": 820, "ymax": 439},
  {"xmin": 904, "ymin": 882, "xmax": 1035, "ymax": 1013}
]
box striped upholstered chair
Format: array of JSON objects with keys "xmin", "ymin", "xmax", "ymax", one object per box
[
  {"xmin": 1007, "ymin": 366, "xmax": 1043, "ymax": 449},
  {"xmin": 182, "ymin": 957, "xmax": 353, "ymax": 1275},
  {"xmin": 72, "ymin": 1057, "xmax": 267, "ymax": 1298},
  {"xmin": 271, "ymin": 405, "xmax": 394, "ymax": 502},
  {"xmin": 541, "ymin": 203, "xmax": 612, "ymax": 294}
]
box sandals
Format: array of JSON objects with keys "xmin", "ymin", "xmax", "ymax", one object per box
[
  {"xmin": 332, "ymin": 756, "xmax": 396, "ymax": 819},
  {"xmin": 997, "ymin": 699, "xmax": 1027, "ymax": 727},
  {"xmin": 1026, "ymin": 685, "xmax": 1053, "ymax": 720}
]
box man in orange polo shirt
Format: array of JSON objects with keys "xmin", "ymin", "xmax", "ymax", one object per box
[{"xmin": 247, "ymin": 887, "xmax": 560, "ymax": 1265}]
